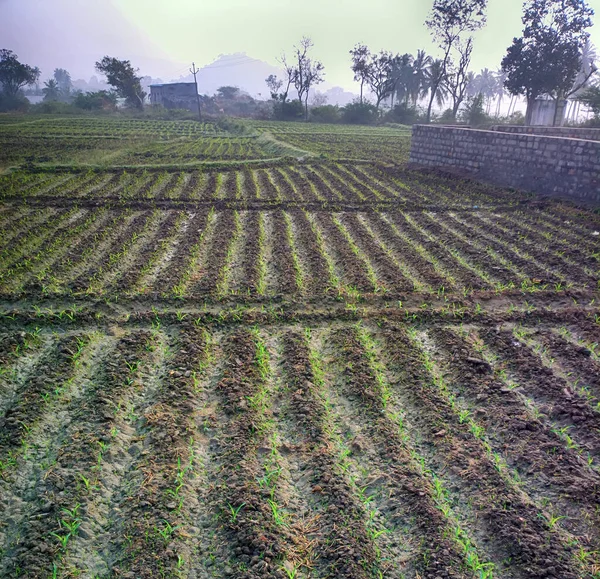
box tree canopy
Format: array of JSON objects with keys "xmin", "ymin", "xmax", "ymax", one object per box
[
  {"xmin": 95, "ymin": 56, "xmax": 146, "ymax": 109},
  {"xmin": 0, "ymin": 49, "xmax": 40, "ymax": 96},
  {"xmin": 502, "ymin": 0, "xmax": 594, "ymax": 124}
]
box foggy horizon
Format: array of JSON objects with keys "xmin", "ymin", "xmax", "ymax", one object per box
[{"xmin": 2, "ymin": 0, "xmax": 599, "ymax": 96}]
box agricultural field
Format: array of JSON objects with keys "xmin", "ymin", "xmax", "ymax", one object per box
[
  {"xmin": 1, "ymin": 114, "xmax": 600, "ymax": 579},
  {"xmin": 250, "ymin": 121, "xmax": 413, "ymax": 163}
]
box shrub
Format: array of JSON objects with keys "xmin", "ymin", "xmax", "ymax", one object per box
[
  {"xmin": 437, "ymin": 108, "xmax": 458, "ymax": 124},
  {"xmin": 272, "ymin": 99, "xmax": 304, "ymax": 121},
  {"xmin": 310, "ymin": 105, "xmax": 341, "ymax": 123},
  {"xmin": 460, "ymin": 94, "xmax": 490, "ymax": 127},
  {"xmin": 30, "ymin": 101, "xmax": 74, "ymax": 114},
  {"xmin": 385, "ymin": 103, "xmax": 423, "ymax": 125},
  {"xmin": 341, "ymin": 102, "xmax": 378, "ymax": 125},
  {"xmin": 73, "ymin": 90, "xmax": 118, "ymax": 111},
  {"xmin": 0, "ymin": 92, "xmax": 29, "ymax": 112}
]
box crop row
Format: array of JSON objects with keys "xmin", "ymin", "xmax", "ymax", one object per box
[
  {"xmin": 117, "ymin": 137, "xmax": 270, "ymax": 163},
  {"xmin": 0, "ymin": 199, "xmax": 597, "ymax": 299},
  {"xmin": 0, "ymin": 319, "xmax": 599, "ymax": 577}
]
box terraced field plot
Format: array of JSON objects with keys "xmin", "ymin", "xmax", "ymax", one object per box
[
  {"xmin": 0, "ymin": 117, "xmax": 271, "ymax": 170},
  {"xmin": 1, "ymin": 116, "xmax": 600, "ymax": 579},
  {"xmin": 251, "ymin": 121, "xmax": 413, "ymax": 163}
]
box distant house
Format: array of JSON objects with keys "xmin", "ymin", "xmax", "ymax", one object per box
[{"xmin": 149, "ymin": 83, "xmax": 198, "ymax": 111}]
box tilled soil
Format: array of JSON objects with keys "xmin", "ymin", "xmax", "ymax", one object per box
[{"xmin": 1, "ymin": 135, "xmax": 600, "ymax": 579}]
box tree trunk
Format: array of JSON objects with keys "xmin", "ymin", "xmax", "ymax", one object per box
[
  {"xmin": 360, "ymin": 80, "xmax": 364, "ymax": 105},
  {"xmin": 426, "ymin": 89, "xmax": 437, "ymax": 123},
  {"xmin": 525, "ymin": 96, "xmax": 535, "ymax": 126},
  {"xmin": 508, "ymin": 95, "xmax": 514, "ymax": 117}
]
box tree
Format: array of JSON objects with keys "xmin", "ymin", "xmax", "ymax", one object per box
[
  {"xmin": 390, "ymin": 54, "xmax": 414, "ymax": 108},
  {"xmin": 95, "ymin": 56, "xmax": 146, "ymax": 109},
  {"xmin": 265, "ymin": 74, "xmax": 283, "ymax": 100},
  {"xmin": 365, "ymin": 51, "xmax": 402, "ymax": 109},
  {"xmin": 350, "ymin": 44, "xmax": 371, "ymax": 104},
  {"xmin": 265, "ymin": 52, "xmax": 296, "ymax": 113},
  {"xmin": 0, "ymin": 49, "xmax": 40, "ymax": 96},
  {"xmin": 42, "ymin": 79, "xmax": 60, "ymax": 101},
  {"xmin": 409, "ymin": 50, "xmax": 432, "ymax": 107},
  {"xmin": 579, "ymin": 85, "xmax": 600, "ymax": 115},
  {"xmin": 53, "ymin": 68, "xmax": 72, "ymax": 95},
  {"xmin": 341, "ymin": 101, "xmax": 379, "ymax": 124},
  {"xmin": 502, "ymin": 0, "xmax": 594, "ymax": 125},
  {"xmin": 446, "ymin": 37, "xmax": 473, "ymax": 117},
  {"xmin": 424, "ymin": 0, "xmax": 488, "ymax": 122},
  {"xmin": 292, "ymin": 37, "xmax": 325, "ymax": 120},
  {"xmin": 216, "ymin": 86, "xmax": 240, "ymax": 100},
  {"xmin": 422, "ymin": 59, "xmax": 449, "ymax": 111}
]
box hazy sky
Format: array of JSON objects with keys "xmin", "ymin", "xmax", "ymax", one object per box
[{"xmin": 1, "ymin": 0, "xmax": 599, "ymax": 92}]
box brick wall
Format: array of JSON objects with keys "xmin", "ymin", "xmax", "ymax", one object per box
[
  {"xmin": 490, "ymin": 125, "xmax": 600, "ymax": 142},
  {"xmin": 409, "ymin": 125, "xmax": 600, "ymax": 203}
]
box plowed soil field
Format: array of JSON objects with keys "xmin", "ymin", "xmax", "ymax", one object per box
[{"xmin": 1, "ymin": 116, "xmax": 600, "ymax": 579}]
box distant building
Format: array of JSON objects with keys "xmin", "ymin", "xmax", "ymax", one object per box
[{"xmin": 149, "ymin": 83, "xmax": 198, "ymax": 111}]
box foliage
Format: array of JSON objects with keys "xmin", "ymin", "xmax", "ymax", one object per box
[
  {"xmin": 349, "ymin": 44, "xmax": 371, "ymax": 104},
  {"xmin": 459, "ymin": 93, "xmax": 490, "ymax": 126},
  {"xmin": 501, "ymin": 0, "xmax": 594, "ymax": 125},
  {"xmin": 0, "ymin": 49, "xmax": 40, "ymax": 97},
  {"xmin": 54, "ymin": 68, "xmax": 72, "ymax": 95},
  {"xmin": 265, "ymin": 75, "xmax": 283, "ymax": 100},
  {"xmin": 43, "ymin": 79, "xmax": 61, "ymax": 102},
  {"xmin": 341, "ymin": 101, "xmax": 379, "ymax": 125},
  {"xmin": 216, "ymin": 86, "xmax": 240, "ymax": 100},
  {"xmin": 272, "ymin": 99, "xmax": 305, "ymax": 121},
  {"xmin": 438, "ymin": 108, "xmax": 458, "ymax": 123},
  {"xmin": 73, "ymin": 90, "xmax": 118, "ymax": 111},
  {"xmin": 0, "ymin": 92, "xmax": 29, "ymax": 112},
  {"xmin": 309, "ymin": 105, "xmax": 341, "ymax": 123},
  {"xmin": 350, "ymin": 47, "xmax": 403, "ymax": 109},
  {"xmin": 95, "ymin": 56, "xmax": 146, "ymax": 109},
  {"xmin": 579, "ymin": 85, "xmax": 600, "ymax": 117},
  {"xmin": 30, "ymin": 101, "xmax": 76, "ymax": 115},
  {"xmin": 385, "ymin": 103, "xmax": 423, "ymax": 124}
]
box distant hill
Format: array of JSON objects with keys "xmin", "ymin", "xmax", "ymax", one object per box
[{"xmin": 174, "ymin": 53, "xmax": 358, "ymax": 106}]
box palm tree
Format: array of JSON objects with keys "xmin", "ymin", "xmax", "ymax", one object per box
[
  {"xmin": 42, "ymin": 79, "xmax": 60, "ymax": 102},
  {"xmin": 422, "ymin": 59, "xmax": 449, "ymax": 111},
  {"xmin": 472, "ymin": 68, "xmax": 496, "ymax": 114},
  {"xmin": 391, "ymin": 53, "xmax": 414, "ymax": 108},
  {"xmin": 494, "ymin": 69, "xmax": 508, "ymax": 117},
  {"xmin": 567, "ymin": 40, "xmax": 598, "ymax": 122},
  {"xmin": 409, "ymin": 50, "xmax": 432, "ymax": 107}
]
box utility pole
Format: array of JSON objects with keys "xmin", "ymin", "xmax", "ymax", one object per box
[{"xmin": 190, "ymin": 62, "xmax": 202, "ymax": 122}]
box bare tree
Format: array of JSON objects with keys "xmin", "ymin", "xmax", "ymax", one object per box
[
  {"xmin": 293, "ymin": 37, "xmax": 325, "ymax": 120},
  {"xmin": 447, "ymin": 37, "xmax": 473, "ymax": 117},
  {"xmin": 425, "ymin": 0, "xmax": 488, "ymax": 122}
]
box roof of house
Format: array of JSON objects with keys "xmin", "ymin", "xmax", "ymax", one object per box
[{"xmin": 149, "ymin": 83, "xmax": 196, "ymax": 88}]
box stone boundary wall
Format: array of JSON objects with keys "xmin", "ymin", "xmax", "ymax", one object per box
[
  {"xmin": 409, "ymin": 125, "xmax": 600, "ymax": 204},
  {"xmin": 489, "ymin": 125, "xmax": 600, "ymax": 142}
]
